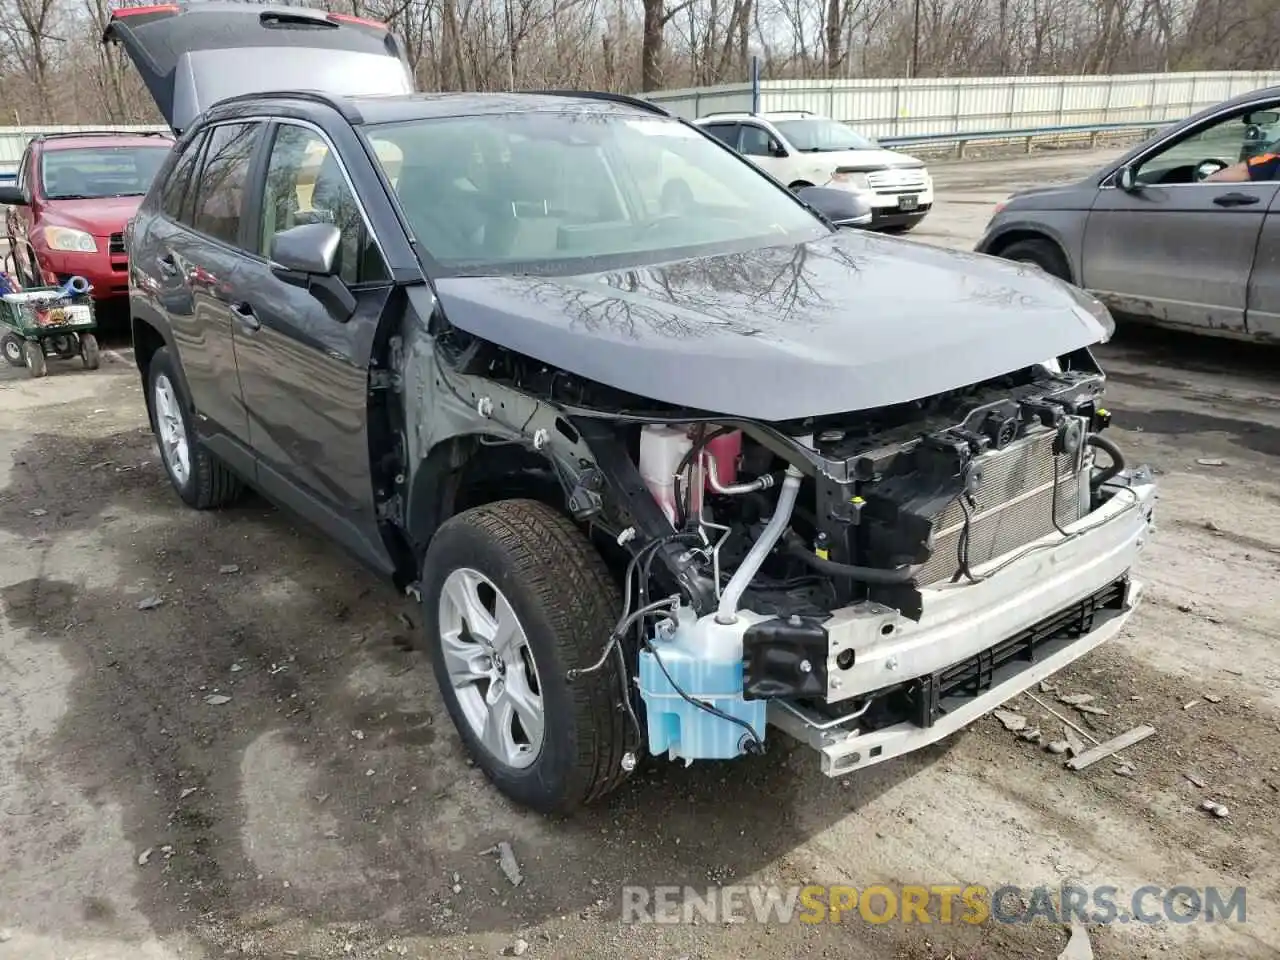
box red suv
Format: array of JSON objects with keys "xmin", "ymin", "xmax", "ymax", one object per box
[{"xmin": 0, "ymin": 131, "xmax": 173, "ymax": 312}]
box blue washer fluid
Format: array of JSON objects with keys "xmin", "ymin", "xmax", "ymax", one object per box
[{"xmin": 638, "ymin": 631, "xmax": 767, "ymax": 762}]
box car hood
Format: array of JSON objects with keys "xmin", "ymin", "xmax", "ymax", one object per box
[
  {"xmin": 41, "ymin": 195, "xmax": 143, "ymax": 235},
  {"xmin": 432, "ymin": 231, "xmax": 1111, "ymax": 421},
  {"xmin": 817, "ymin": 148, "xmax": 924, "ymax": 171}
]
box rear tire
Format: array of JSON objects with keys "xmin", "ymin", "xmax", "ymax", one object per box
[
  {"xmin": 420, "ymin": 499, "xmax": 631, "ymax": 814},
  {"xmin": 2, "ymin": 334, "xmax": 23, "ymax": 367},
  {"xmin": 146, "ymin": 346, "xmax": 243, "ymax": 510},
  {"xmin": 23, "ymin": 340, "xmax": 46, "ymax": 378},
  {"xmin": 80, "ymin": 332, "xmax": 100, "ymax": 370},
  {"xmin": 998, "ymin": 237, "xmax": 1071, "ymax": 281}
]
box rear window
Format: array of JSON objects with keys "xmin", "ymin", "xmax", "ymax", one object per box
[{"xmin": 41, "ymin": 145, "xmax": 172, "ymax": 200}]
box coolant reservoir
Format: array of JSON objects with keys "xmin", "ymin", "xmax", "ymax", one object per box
[
  {"xmin": 639, "ymin": 425, "xmax": 692, "ymax": 525},
  {"xmin": 705, "ymin": 430, "xmax": 743, "ymax": 486}
]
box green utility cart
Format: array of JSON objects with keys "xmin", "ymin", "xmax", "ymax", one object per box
[{"xmin": 0, "ymin": 287, "xmax": 100, "ymax": 378}]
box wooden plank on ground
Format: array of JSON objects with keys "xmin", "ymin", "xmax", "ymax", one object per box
[{"xmin": 1065, "ymin": 724, "xmax": 1156, "ymax": 771}]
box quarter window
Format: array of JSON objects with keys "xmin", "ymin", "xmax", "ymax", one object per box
[
  {"xmin": 258, "ymin": 123, "xmax": 387, "ymax": 285},
  {"xmin": 189, "ymin": 122, "xmax": 262, "ymax": 247},
  {"xmin": 161, "ymin": 130, "xmax": 208, "ymax": 225}
]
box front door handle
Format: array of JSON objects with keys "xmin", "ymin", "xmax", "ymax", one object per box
[
  {"xmin": 231, "ymin": 301, "xmax": 261, "ymax": 332},
  {"xmin": 1213, "ymin": 192, "xmax": 1260, "ymax": 207}
]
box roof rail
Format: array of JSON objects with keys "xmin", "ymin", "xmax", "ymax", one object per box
[
  {"xmin": 206, "ymin": 89, "xmax": 365, "ymax": 124},
  {"xmin": 32, "ymin": 129, "xmax": 172, "ymax": 141},
  {"xmin": 520, "ymin": 90, "xmax": 670, "ymax": 117}
]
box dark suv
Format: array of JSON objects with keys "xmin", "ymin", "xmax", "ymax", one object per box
[{"xmin": 114, "ymin": 2, "xmax": 1155, "ymax": 814}]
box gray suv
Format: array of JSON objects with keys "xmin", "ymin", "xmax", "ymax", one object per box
[
  {"xmin": 977, "ymin": 86, "xmax": 1280, "ymax": 342},
  {"xmin": 113, "ymin": 2, "xmax": 1155, "ymax": 814}
]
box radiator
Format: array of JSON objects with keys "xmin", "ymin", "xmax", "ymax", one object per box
[{"xmin": 918, "ymin": 425, "xmax": 1090, "ymax": 586}]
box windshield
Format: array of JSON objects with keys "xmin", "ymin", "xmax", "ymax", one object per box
[
  {"xmin": 773, "ymin": 118, "xmax": 878, "ymax": 153},
  {"xmin": 364, "ymin": 110, "xmax": 827, "ymax": 274},
  {"xmin": 41, "ymin": 145, "xmax": 172, "ymax": 200}
]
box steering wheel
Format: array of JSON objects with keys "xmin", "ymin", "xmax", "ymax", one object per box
[{"xmin": 1194, "ymin": 158, "xmax": 1230, "ymax": 181}]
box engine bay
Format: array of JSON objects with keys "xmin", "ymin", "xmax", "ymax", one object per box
[{"xmin": 439, "ymin": 333, "xmax": 1137, "ymax": 768}]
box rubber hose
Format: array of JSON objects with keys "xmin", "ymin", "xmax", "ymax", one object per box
[
  {"xmin": 1087, "ymin": 433, "xmax": 1125, "ymax": 488},
  {"xmin": 716, "ymin": 465, "xmax": 803, "ymax": 623},
  {"xmin": 784, "ymin": 535, "xmax": 921, "ymax": 584}
]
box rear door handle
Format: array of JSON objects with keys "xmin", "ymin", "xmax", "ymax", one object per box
[
  {"xmin": 231, "ymin": 301, "xmax": 261, "ymax": 332},
  {"xmin": 1213, "ymin": 192, "xmax": 1260, "ymax": 207}
]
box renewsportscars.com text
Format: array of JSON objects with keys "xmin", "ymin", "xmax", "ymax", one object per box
[{"xmin": 621, "ymin": 883, "xmax": 1247, "ymax": 926}]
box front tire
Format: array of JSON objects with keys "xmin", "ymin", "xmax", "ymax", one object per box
[
  {"xmin": 998, "ymin": 237, "xmax": 1071, "ymax": 281},
  {"xmin": 146, "ymin": 346, "xmax": 243, "ymax": 509},
  {"xmin": 420, "ymin": 499, "xmax": 631, "ymax": 814},
  {"xmin": 23, "ymin": 340, "xmax": 46, "ymax": 378}
]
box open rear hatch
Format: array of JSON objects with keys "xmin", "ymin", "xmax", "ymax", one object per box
[{"xmin": 104, "ymin": 1, "xmax": 415, "ymax": 132}]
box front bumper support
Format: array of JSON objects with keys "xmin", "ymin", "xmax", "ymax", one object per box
[{"xmin": 769, "ymin": 470, "xmax": 1157, "ymax": 777}]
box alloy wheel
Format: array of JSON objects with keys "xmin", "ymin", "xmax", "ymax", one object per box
[
  {"xmin": 153, "ymin": 373, "xmax": 191, "ymax": 487},
  {"xmin": 437, "ymin": 567, "xmax": 545, "ymax": 768}
]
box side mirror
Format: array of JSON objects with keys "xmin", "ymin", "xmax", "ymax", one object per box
[
  {"xmin": 769, "ymin": 139, "xmax": 787, "ymax": 158},
  {"xmin": 794, "ymin": 184, "xmax": 872, "ymax": 229},
  {"xmin": 1117, "ymin": 165, "xmax": 1139, "ymax": 192},
  {"xmin": 0, "ymin": 184, "xmax": 29, "ymax": 206},
  {"xmin": 271, "ymin": 222, "xmax": 341, "ymax": 276},
  {"xmin": 270, "ymin": 222, "xmax": 355, "ymax": 321}
]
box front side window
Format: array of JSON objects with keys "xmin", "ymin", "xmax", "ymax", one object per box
[
  {"xmin": 41, "ymin": 144, "xmax": 172, "ymax": 200},
  {"xmin": 189, "ymin": 122, "xmax": 262, "ymax": 247},
  {"xmin": 364, "ymin": 110, "xmax": 826, "ymax": 274},
  {"xmin": 1136, "ymin": 104, "xmax": 1280, "ymax": 185},
  {"xmin": 257, "ymin": 123, "xmax": 387, "ymax": 285},
  {"xmin": 772, "ymin": 118, "xmax": 878, "ymax": 153}
]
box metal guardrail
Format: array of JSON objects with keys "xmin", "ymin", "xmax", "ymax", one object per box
[
  {"xmin": 0, "ymin": 118, "xmax": 1176, "ymax": 185},
  {"xmin": 877, "ymin": 120, "xmax": 1171, "ymax": 158}
]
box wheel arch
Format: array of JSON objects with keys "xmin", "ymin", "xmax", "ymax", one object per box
[
  {"xmin": 131, "ymin": 308, "xmax": 193, "ymax": 415},
  {"xmin": 981, "ymin": 226, "xmax": 1078, "ymax": 284},
  {"xmin": 404, "ymin": 433, "xmax": 569, "ymax": 566}
]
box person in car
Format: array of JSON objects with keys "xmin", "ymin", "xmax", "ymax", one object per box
[{"xmin": 1205, "ymin": 151, "xmax": 1280, "ymax": 182}]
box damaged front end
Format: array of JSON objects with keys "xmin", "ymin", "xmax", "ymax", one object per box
[{"xmin": 409, "ymin": 327, "xmax": 1156, "ymax": 778}]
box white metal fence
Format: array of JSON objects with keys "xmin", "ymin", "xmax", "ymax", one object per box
[
  {"xmin": 645, "ymin": 71, "xmax": 1280, "ymax": 138},
  {"xmin": 2, "ymin": 70, "xmax": 1280, "ymax": 164}
]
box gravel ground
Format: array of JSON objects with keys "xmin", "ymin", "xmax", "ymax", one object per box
[{"xmin": 1, "ymin": 149, "xmax": 1279, "ymax": 960}]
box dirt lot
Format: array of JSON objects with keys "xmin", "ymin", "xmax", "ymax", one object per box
[{"xmin": 2, "ymin": 150, "xmax": 1279, "ymax": 960}]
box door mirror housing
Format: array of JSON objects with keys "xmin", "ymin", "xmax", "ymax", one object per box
[
  {"xmin": 1116, "ymin": 165, "xmax": 1140, "ymax": 192},
  {"xmin": 769, "ymin": 138, "xmax": 787, "ymax": 158},
  {"xmin": 271, "ymin": 222, "xmax": 341, "ymax": 276},
  {"xmin": 0, "ymin": 184, "xmax": 29, "ymax": 206},
  {"xmin": 270, "ymin": 222, "xmax": 355, "ymax": 321},
  {"xmin": 794, "ymin": 184, "xmax": 872, "ymax": 228}
]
